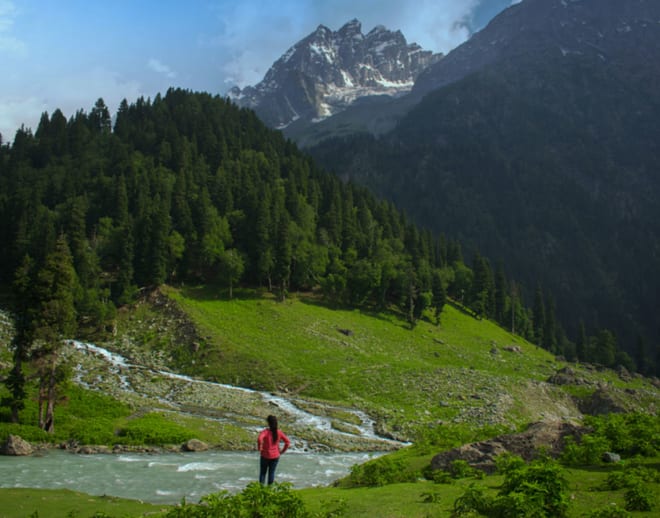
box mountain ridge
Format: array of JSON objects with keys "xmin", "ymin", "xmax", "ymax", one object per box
[{"xmin": 228, "ymin": 19, "xmax": 442, "ymax": 129}]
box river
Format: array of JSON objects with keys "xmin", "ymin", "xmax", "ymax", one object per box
[
  {"xmin": 0, "ymin": 449, "xmax": 381, "ymax": 504},
  {"xmin": 0, "ymin": 323, "xmax": 394, "ymax": 505}
]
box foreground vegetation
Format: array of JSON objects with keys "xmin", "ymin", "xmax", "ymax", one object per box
[{"xmin": 2, "ymin": 452, "xmax": 657, "ymax": 517}]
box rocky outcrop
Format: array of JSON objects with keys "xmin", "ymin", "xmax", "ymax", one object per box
[
  {"xmin": 430, "ymin": 421, "xmax": 585, "ymax": 474},
  {"xmin": 182, "ymin": 439, "xmax": 209, "ymax": 452},
  {"xmin": 577, "ymin": 387, "xmax": 628, "ymax": 415},
  {"xmin": 2, "ymin": 434, "xmax": 33, "ymax": 456}
]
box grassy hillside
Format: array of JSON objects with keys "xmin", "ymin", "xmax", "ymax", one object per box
[{"xmin": 157, "ymin": 286, "xmax": 655, "ymax": 443}]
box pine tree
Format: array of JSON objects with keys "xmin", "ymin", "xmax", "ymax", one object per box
[
  {"xmin": 594, "ymin": 329, "xmax": 617, "ymax": 368},
  {"xmin": 432, "ymin": 270, "xmax": 447, "ymax": 325},
  {"xmin": 32, "ymin": 234, "xmax": 77, "ymax": 433},
  {"xmin": 220, "ymin": 248, "xmax": 244, "ymax": 299},
  {"xmin": 273, "ymin": 212, "xmax": 292, "ymax": 301}
]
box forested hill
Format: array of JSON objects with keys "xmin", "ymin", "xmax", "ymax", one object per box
[
  {"xmin": 0, "ymin": 89, "xmax": 642, "ymax": 374},
  {"xmin": 0, "ymin": 89, "xmax": 507, "ymax": 335}
]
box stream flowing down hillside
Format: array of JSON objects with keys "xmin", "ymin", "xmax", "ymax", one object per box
[{"xmin": 67, "ymin": 341, "xmax": 406, "ymax": 452}]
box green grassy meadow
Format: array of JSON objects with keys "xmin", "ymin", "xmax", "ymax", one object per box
[
  {"xmin": 165, "ymin": 286, "xmax": 573, "ymax": 440},
  {"xmin": 1, "ymin": 288, "xmax": 659, "ymax": 517}
]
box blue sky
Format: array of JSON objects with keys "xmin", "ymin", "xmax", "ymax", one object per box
[{"xmin": 0, "ymin": 0, "xmax": 516, "ymax": 140}]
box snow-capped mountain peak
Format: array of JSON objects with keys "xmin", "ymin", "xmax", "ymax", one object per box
[{"xmin": 228, "ymin": 19, "xmax": 443, "ymax": 129}]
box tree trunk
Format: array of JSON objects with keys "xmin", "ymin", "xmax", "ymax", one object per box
[{"xmin": 38, "ymin": 356, "xmax": 57, "ymax": 433}]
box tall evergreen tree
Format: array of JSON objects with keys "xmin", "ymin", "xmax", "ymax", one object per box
[
  {"xmin": 32, "ymin": 234, "xmax": 77, "ymax": 432},
  {"xmin": 594, "ymin": 329, "xmax": 617, "ymax": 368},
  {"xmin": 432, "ymin": 269, "xmax": 447, "ymax": 326},
  {"xmin": 273, "ymin": 212, "xmax": 292, "ymax": 301}
]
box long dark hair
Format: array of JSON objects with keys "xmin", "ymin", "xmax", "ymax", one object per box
[{"xmin": 267, "ymin": 415, "xmax": 278, "ymax": 442}]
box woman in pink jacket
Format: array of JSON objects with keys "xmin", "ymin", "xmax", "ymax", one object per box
[{"xmin": 257, "ymin": 415, "xmax": 291, "ymax": 484}]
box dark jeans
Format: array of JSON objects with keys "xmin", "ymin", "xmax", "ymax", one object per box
[{"xmin": 259, "ymin": 456, "xmax": 280, "ymax": 485}]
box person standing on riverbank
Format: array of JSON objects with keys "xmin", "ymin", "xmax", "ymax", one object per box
[{"xmin": 258, "ymin": 415, "xmax": 290, "ymax": 485}]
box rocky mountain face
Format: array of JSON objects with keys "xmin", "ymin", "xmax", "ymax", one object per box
[{"xmin": 228, "ymin": 19, "xmax": 442, "ymax": 129}]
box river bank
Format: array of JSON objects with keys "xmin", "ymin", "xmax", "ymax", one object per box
[{"xmin": 57, "ymin": 339, "xmax": 405, "ymax": 453}]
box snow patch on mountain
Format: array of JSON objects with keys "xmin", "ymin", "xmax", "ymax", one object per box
[{"xmin": 228, "ymin": 19, "xmax": 442, "ymax": 128}]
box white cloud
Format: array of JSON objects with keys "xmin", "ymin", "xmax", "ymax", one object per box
[
  {"xmin": 208, "ymin": 0, "xmax": 483, "ymax": 90},
  {"xmin": 148, "ymin": 58, "xmax": 177, "ymax": 79},
  {"xmin": 0, "ymin": 0, "xmax": 26, "ymax": 57},
  {"xmin": 0, "ymin": 96, "xmax": 46, "ymax": 140},
  {"xmin": 0, "ymin": 66, "xmax": 145, "ymax": 139}
]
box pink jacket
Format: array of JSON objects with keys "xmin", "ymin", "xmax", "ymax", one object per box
[{"xmin": 258, "ymin": 428, "xmax": 290, "ymax": 459}]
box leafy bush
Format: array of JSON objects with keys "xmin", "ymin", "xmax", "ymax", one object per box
[
  {"xmin": 117, "ymin": 413, "xmax": 192, "ymax": 445},
  {"xmin": 600, "ymin": 464, "xmax": 660, "ymax": 491},
  {"xmin": 62, "ymin": 385, "xmax": 131, "ymax": 419},
  {"xmin": 452, "ymin": 483, "xmax": 490, "ymax": 516},
  {"xmin": 453, "ymin": 456, "xmax": 570, "ymax": 517},
  {"xmin": 561, "ymin": 413, "xmax": 660, "ymax": 467},
  {"xmin": 165, "ymin": 482, "xmax": 309, "ymax": 517},
  {"xmin": 67, "ymin": 417, "xmax": 118, "ymax": 445},
  {"xmin": 449, "ymin": 459, "xmax": 484, "ymax": 479},
  {"xmin": 0, "ymin": 423, "xmax": 50, "ymax": 443},
  {"xmin": 561, "ymin": 434, "xmax": 609, "ymax": 466},
  {"xmin": 427, "ymin": 468, "xmax": 453, "ymax": 484},
  {"xmin": 347, "ymin": 456, "xmax": 418, "ymax": 487},
  {"xmin": 624, "ymin": 481, "xmax": 655, "ymax": 512},
  {"xmin": 495, "ymin": 452, "xmax": 526, "ymax": 475}
]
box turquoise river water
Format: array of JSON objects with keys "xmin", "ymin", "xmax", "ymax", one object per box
[{"xmin": 0, "ymin": 449, "xmax": 381, "ymax": 504}]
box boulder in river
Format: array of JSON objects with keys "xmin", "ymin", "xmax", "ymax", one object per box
[
  {"xmin": 182, "ymin": 439, "xmax": 209, "ymax": 452},
  {"xmin": 2, "ymin": 434, "xmax": 33, "ymax": 456}
]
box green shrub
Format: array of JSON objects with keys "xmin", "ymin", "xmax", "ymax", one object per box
[
  {"xmin": 561, "ymin": 434, "xmax": 609, "ymax": 466},
  {"xmin": 0, "ymin": 423, "xmax": 50, "ymax": 443},
  {"xmin": 165, "ymin": 482, "xmax": 309, "ymax": 517},
  {"xmin": 62, "ymin": 385, "xmax": 131, "ymax": 419},
  {"xmin": 624, "ymin": 481, "xmax": 655, "ymax": 512},
  {"xmin": 347, "ymin": 456, "xmax": 417, "ymax": 487},
  {"xmin": 449, "ymin": 459, "xmax": 484, "ymax": 479},
  {"xmin": 117, "ymin": 413, "xmax": 192, "ymax": 445},
  {"xmin": 495, "ymin": 452, "xmax": 526, "ymax": 475},
  {"xmin": 67, "ymin": 417, "xmax": 118, "ymax": 445},
  {"xmin": 583, "ymin": 413, "xmax": 660, "ymax": 458},
  {"xmin": 600, "ymin": 464, "xmax": 660, "ymax": 491},
  {"xmin": 453, "ymin": 457, "xmax": 570, "ymax": 518},
  {"xmin": 452, "ymin": 483, "xmax": 490, "ymax": 516}
]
